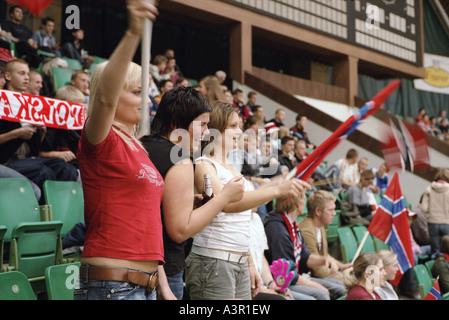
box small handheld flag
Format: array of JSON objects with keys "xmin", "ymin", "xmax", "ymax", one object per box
[{"xmin": 424, "ymin": 278, "xmax": 442, "ymax": 300}]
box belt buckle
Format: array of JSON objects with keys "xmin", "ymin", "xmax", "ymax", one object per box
[
  {"xmin": 147, "ymin": 271, "xmax": 158, "ymax": 294},
  {"xmin": 238, "ymin": 253, "xmax": 249, "ymax": 264}
]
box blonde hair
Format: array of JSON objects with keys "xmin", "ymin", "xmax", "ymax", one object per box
[
  {"xmin": 55, "ymin": 85, "xmax": 85, "ymax": 103},
  {"xmin": 377, "ymin": 250, "xmax": 397, "ymax": 267},
  {"xmin": 89, "ymin": 61, "xmax": 146, "ymax": 153},
  {"xmin": 306, "ymin": 190, "xmax": 336, "ymax": 218},
  {"xmin": 275, "ymin": 190, "xmax": 306, "ymax": 213},
  {"xmin": 200, "ymin": 75, "xmax": 226, "ymax": 103}
]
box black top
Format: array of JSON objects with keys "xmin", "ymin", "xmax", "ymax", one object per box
[
  {"xmin": 0, "ymin": 120, "xmax": 41, "ymax": 164},
  {"xmin": 141, "ymin": 135, "xmax": 191, "ymax": 276}
]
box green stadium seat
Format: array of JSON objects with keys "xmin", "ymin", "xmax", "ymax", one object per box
[
  {"xmin": 93, "ymin": 56, "xmax": 108, "ymax": 64},
  {"xmin": 7, "ymin": 221, "xmax": 63, "ymax": 283},
  {"xmin": 352, "ymin": 225, "xmax": 376, "ymax": 253},
  {"xmin": 337, "ymin": 227, "xmax": 358, "ymax": 263},
  {"xmin": 424, "ymin": 259, "xmax": 434, "ymax": 278},
  {"xmin": 45, "ymin": 262, "xmax": 81, "ymax": 300},
  {"xmin": 43, "ymin": 180, "xmax": 84, "ymax": 238},
  {"xmin": 62, "ymin": 57, "xmax": 83, "ymax": 70},
  {"xmin": 373, "ymin": 236, "xmax": 390, "ymax": 251},
  {"xmin": 52, "ymin": 67, "xmax": 73, "ymax": 92},
  {"xmin": 0, "ymin": 271, "xmax": 36, "ymax": 300},
  {"xmin": 413, "ymin": 264, "xmax": 435, "ymax": 299},
  {"xmin": 0, "ymin": 178, "xmax": 42, "ymax": 243}
]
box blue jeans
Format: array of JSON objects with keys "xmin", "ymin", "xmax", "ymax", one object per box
[
  {"xmin": 164, "ymin": 271, "xmax": 184, "ymax": 300},
  {"xmin": 428, "ymin": 223, "xmax": 449, "ymax": 256},
  {"xmin": 74, "ymin": 280, "xmax": 156, "ymax": 300}
]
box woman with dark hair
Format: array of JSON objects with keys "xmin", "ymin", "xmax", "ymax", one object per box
[{"xmin": 141, "ymin": 86, "xmax": 245, "ymax": 300}]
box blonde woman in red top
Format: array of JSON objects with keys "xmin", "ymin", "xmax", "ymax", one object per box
[{"xmin": 75, "ymin": 0, "xmax": 162, "ymax": 300}]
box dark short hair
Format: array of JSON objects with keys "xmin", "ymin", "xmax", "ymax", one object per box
[
  {"xmin": 150, "ymin": 86, "xmax": 212, "ymax": 137},
  {"xmin": 9, "ymin": 5, "xmax": 22, "ymax": 15},
  {"xmin": 281, "ymin": 135, "xmax": 294, "ymax": 145},
  {"xmin": 41, "ymin": 17, "xmax": 55, "ymax": 25}
]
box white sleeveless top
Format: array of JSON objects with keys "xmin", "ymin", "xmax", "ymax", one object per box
[{"xmin": 193, "ymin": 156, "xmax": 254, "ymax": 253}]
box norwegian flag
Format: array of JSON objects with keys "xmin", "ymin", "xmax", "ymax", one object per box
[
  {"xmin": 5, "ymin": 0, "xmax": 54, "ymax": 16},
  {"xmin": 368, "ymin": 172, "xmax": 414, "ymax": 286},
  {"xmin": 424, "ymin": 278, "xmax": 442, "ymax": 300},
  {"xmin": 293, "ymin": 80, "xmax": 401, "ymax": 181},
  {"xmin": 381, "ymin": 117, "xmax": 430, "ymax": 173}
]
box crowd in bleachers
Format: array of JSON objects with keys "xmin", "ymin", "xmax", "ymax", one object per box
[
  {"xmin": 0, "ymin": 3, "xmax": 449, "ymax": 301},
  {"xmin": 414, "ymin": 107, "xmax": 449, "ymax": 142}
]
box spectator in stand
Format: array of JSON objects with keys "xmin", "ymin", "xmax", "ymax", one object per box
[
  {"xmin": 371, "ymin": 162, "xmax": 389, "ymax": 195},
  {"xmin": 74, "ymin": 0, "xmax": 162, "ymax": 300},
  {"xmin": 298, "ymin": 190, "xmax": 350, "ymax": 299},
  {"xmin": 344, "ymin": 252, "xmax": 386, "ymax": 300},
  {"xmin": 199, "ymin": 75, "xmax": 226, "ymax": 103},
  {"xmin": 39, "ymin": 85, "xmax": 85, "ymax": 173},
  {"xmin": 429, "ymin": 116, "xmax": 444, "ymax": 140},
  {"xmin": 71, "ymin": 70, "xmax": 90, "ymax": 104},
  {"xmin": 32, "ymin": 17, "xmax": 61, "ymax": 57},
  {"xmin": 141, "ymin": 86, "xmax": 245, "ymax": 300},
  {"xmin": 355, "ymin": 156, "xmax": 369, "ymax": 183},
  {"xmin": 150, "ymin": 54, "xmax": 175, "ymax": 86},
  {"xmin": 223, "ymin": 89, "xmax": 234, "ymax": 104},
  {"xmin": 431, "ymin": 235, "xmax": 449, "ymax": 295},
  {"xmin": 417, "ymin": 113, "xmax": 431, "ymax": 134},
  {"xmin": 154, "ymin": 79, "xmax": 173, "ymax": 104},
  {"xmin": 1, "ymin": 6, "xmax": 39, "ymax": 68},
  {"xmin": 268, "ymin": 108, "xmax": 286, "ymax": 128},
  {"xmin": 215, "ymin": 69, "xmax": 228, "ymax": 91},
  {"xmin": 437, "ymin": 109, "xmax": 448, "ymax": 127},
  {"xmin": 415, "ymin": 108, "xmax": 426, "ymax": 123},
  {"xmin": 321, "ymin": 148, "xmax": 359, "ymax": 190},
  {"xmin": 252, "ymin": 105, "xmax": 266, "ymax": 129},
  {"xmin": 162, "ymin": 57, "xmax": 180, "ymax": 84},
  {"xmin": 374, "ymin": 250, "xmax": 399, "ymax": 300},
  {"xmin": 420, "ymin": 168, "xmax": 449, "ymax": 257},
  {"xmin": 341, "ymin": 169, "xmax": 376, "ymax": 226},
  {"xmin": 186, "ymin": 101, "xmax": 308, "ymax": 300},
  {"xmin": 247, "ymin": 91, "xmax": 258, "ymax": 111},
  {"xmin": 232, "ymin": 88, "xmax": 251, "ymax": 120},
  {"xmin": 290, "ymin": 114, "xmax": 314, "ymax": 149},
  {"xmin": 61, "ymin": 28, "xmax": 95, "ymax": 68},
  {"xmin": 264, "ymin": 189, "xmax": 340, "ymax": 300},
  {"xmin": 0, "ymin": 60, "xmax": 78, "ymax": 200},
  {"xmin": 278, "ymin": 135, "xmax": 296, "ymax": 172},
  {"xmin": 25, "ymin": 70, "xmax": 43, "ymax": 96},
  {"xmin": 175, "ymin": 76, "xmax": 190, "ymax": 88},
  {"xmin": 439, "ymin": 118, "xmax": 449, "ymax": 141}
]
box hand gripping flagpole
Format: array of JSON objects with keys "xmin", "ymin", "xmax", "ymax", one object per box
[{"xmin": 137, "ymin": 0, "xmax": 154, "ymax": 138}]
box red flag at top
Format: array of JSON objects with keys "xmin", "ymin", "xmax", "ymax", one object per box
[
  {"xmin": 5, "ymin": 0, "xmax": 55, "ymax": 16},
  {"xmin": 368, "ymin": 172, "xmax": 414, "ymax": 286}
]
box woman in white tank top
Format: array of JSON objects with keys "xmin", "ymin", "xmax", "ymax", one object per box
[{"xmin": 185, "ymin": 101, "xmax": 309, "ymax": 300}]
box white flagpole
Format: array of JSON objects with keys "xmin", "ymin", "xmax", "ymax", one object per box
[
  {"xmin": 138, "ymin": 0, "xmax": 154, "ymax": 138},
  {"xmin": 351, "ymin": 230, "xmax": 370, "ymax": 264}
]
